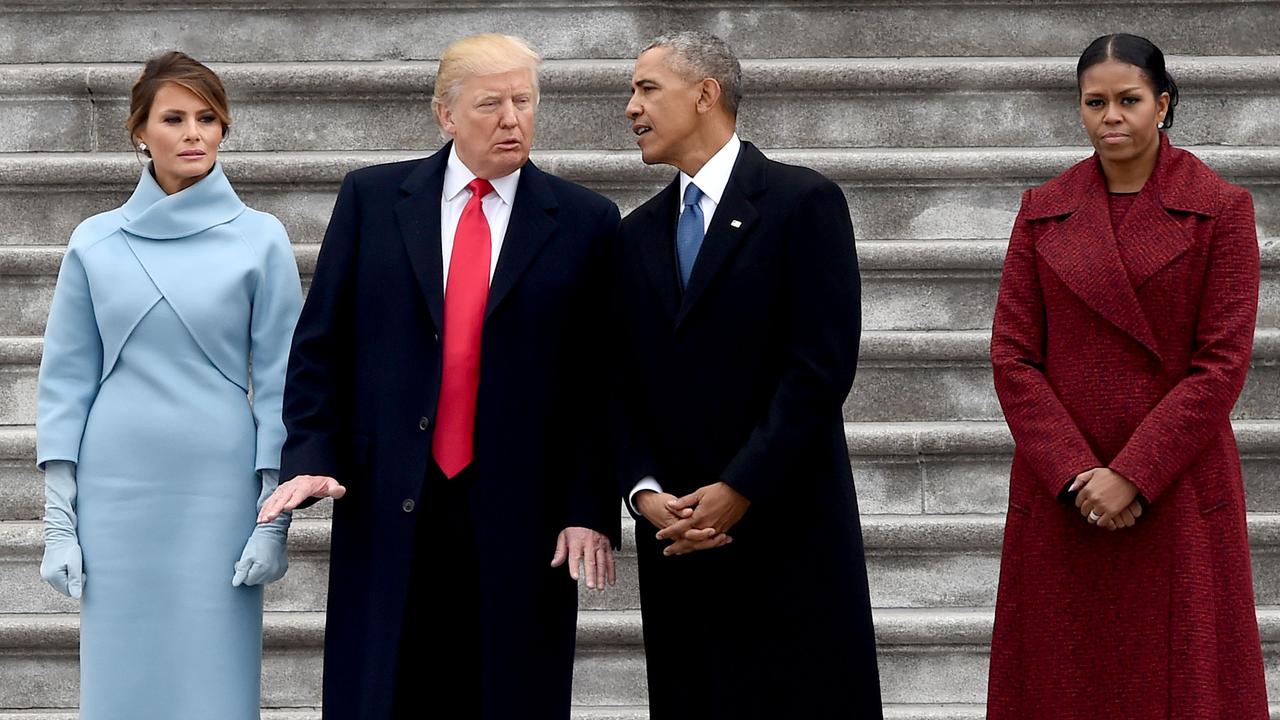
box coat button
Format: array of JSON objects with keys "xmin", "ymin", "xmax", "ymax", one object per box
[
  {"xmin": 402, "ymin": 499, "xmax": 415, "ymax": 513},
  {"xmin": 418, "ymin": 416, "xmax": 430, "ymax": 431}
]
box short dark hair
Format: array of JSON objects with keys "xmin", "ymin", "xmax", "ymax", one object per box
[
  {"xmin": 1076, "ymin": 33, "xmax": 1179, "ymax": 128},
  {"xmin": 126, "ymin": 51, "xmax": 231, "ymax": 156},
  {"xmin": 644, "ymin": 31, "xmax": 743, "ymax": 117}
]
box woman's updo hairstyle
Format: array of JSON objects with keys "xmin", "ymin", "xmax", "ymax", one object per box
[
  {"xmin": 1076, "ymin": 33, "xmax": 1179, "ymax": 128},
  {"xmin": 125, "ymin": 51, "xmax": 231, "ymax": 157}
]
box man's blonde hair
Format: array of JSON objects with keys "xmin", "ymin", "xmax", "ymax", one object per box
[{"xmin": 432, "ymin": 33, "xmax": 542, "ymax": 122}]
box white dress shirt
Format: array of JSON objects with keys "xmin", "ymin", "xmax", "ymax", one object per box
[
  {"xmin": 441, "ymin": 144, "xmax": 521, "ymax": 285},
  {"xmin": 629, "ymin": 133, "xmax": 743, "ymax": 514}
]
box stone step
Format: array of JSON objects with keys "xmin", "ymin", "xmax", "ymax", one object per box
[
  {"xmin": 0, "ymin": 712, "xmax": 637, "ymax": 720},
  {"xmin": 1, "ymin": 149, "xmax": 1276, "ymax": 263},
  {"xmin": 3, "ymin": 1, "xmax": 1278, "ymax": 62},
  {"xmin": 5, "ymin": 325, "xmax": 1280, "ymax": 426},
  {"xmin": 3, "ymin": 511, "xmax": 1278, "ymax": 615},
  {"xmin": 0, "ymin": 713, "xmax": 657, "ymax": 720},
  {"xmin": 4, "ymin": 57, "xmax": 1279, "ymax": 153},
  {"xmin": 5, "ymin": 707, "xmax": 1280, "ymax": 720},
  {"xmin": 846, "ymin": 328, "xmax": 1280, "ymax": 422},
  {"xmin": 2, "ymin": 607, "xmax": 1278, "ymax": 708},
  {"xmin": 844, "ymin": 420, "xmax": 1280, "ymax": 516},
  {"xmin": 5, "ymin": 419, "xmax": 1280, "ymax": 521},
  {"xmin": 4, "ymin": 232, "xmax": 1280, "ymax": 334},
  {"xmin": 2, "ymin": 147, "xmax": 1277, "ymax": 250}
]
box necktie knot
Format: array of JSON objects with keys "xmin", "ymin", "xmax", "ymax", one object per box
[
  {"xmin": 682, "ymin": 182, "xmax": 702, "ymax": 209},
  {"xmin": 467, "ymin": 178, "xmax": 494, "ymax": 200}
]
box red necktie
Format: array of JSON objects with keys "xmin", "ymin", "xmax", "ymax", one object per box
[{"xmin": 432, "ymin": 178, "xmax": 493, "ymax": 478}]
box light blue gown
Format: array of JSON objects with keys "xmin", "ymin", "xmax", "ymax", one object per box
[{"xmin": 35, "ymin": 163, "xmax": 302, "ymax": 719}]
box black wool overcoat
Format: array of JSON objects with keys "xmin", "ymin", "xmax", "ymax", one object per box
[
  {"xmin": 614, "ymin": 141, "xmax": 883, "ymax": 719},
  {"xmin": 280, "ymin": 143, "xmax": 621, "ymax": 720}
]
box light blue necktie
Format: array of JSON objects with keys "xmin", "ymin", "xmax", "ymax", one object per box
[{"xmin": 676, "ymin": 182, "xmax": 705, "ymax": 288}]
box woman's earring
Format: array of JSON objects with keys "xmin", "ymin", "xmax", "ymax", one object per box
[
  {"xmin": 1156, "ymin": 120, "xmax": 1165, "ymax": 129},
  {"xmin": 138, "ymin": 142, "xmax": 148, "ymax": 152}
]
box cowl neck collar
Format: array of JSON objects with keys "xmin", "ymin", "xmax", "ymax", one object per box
[{"xmin": 121, "ymin": 162, "xmax": 246, "ymax": 239}]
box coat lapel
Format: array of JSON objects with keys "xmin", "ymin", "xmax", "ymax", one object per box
[
  {"xmin": 635, "ymin": 178, "xmax": 683, "ymax": 323},
  {"xmin": 1034, "ymin": 159, "xmax": 1162, "ymax": 360},
  {"xmin": 1116, "ymin": 136, "xmax": 1213, "ymax": 289},
  {"xmin": 484, "ymin": 160, "xmax": 558, "ymax": 322},
  {"xmin": 675, "ymin": 142, "xmax": 765, "ymax": 330},
  {"xmin": 394, "ymin": 146, "xmax": 449, "ymax": 333},
  {"xmin": 1114, "ymin": 188, "xmax": 1196, "ymax": 289}
]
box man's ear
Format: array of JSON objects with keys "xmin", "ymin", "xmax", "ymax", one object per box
[
  {"xmin": 434, "ymin": 101, "xmax": 456, "ymax": 136},
  {"xmin": 696, "ymin": 78, "xmax": 723, "ymax": 115}
]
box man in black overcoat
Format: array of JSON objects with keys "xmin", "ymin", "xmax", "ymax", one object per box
[
  {"xmin": 258, "ymin": 33, "xmax": 620, "ymax": 719},
  {"xmin": 616, "ymin": 31, "xmax": 883, "ymax": 718}
]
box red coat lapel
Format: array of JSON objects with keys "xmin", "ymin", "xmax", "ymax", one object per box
[
  {"xmin": 1117, "ymin": 134, "xmax": 1221, "ymax": 289},
  {"xmin": 1029, "ymin": 157, "xmax": 1162, "ymax": 360}
]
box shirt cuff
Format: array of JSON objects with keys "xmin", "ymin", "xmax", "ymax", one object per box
[{"xmin": 628, "ymin": 476, "xmax": 663, "ymax": 515}]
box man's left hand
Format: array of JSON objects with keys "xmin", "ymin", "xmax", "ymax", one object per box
[
  {"xmin": 655, "ymin": 482, "xmax": 750, "ymax": 556},
  {"xmin": 550, "ymin": 526, "xmax": 616, "ymax": 590}
]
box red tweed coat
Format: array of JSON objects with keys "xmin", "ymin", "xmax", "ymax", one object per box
[{"xmin": 987, "ymin": 135, "xmax": 1268, "ymax": 718}]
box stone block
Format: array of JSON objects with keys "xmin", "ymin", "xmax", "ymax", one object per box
[
  {"xmin": 0, "ymin": 459, "xmax": 41, "ymax": 522},
  {"xmin": 5, "ymin": 515, "xmax": 1280, "ymax": 614},
  {"xmin": 866, "ymin": 549, "xmax": 1001, "ymax": 609},
  {"xmin": 845, "ymin": 330, "xmax": 1280, "ymax": 421},
  {"xmin": 3, "ymin": 149, "xmax": 1280, "ymax": 252},
  {"xmin": 3, "ymin": 607, "xmax": 1279, "ymax": 710},
  {"xmin": 1, "ymin": 57, "xmax": 1274, "ymax": 152},
  {"xmin": 3, "ymin": 2, "xmax": 1279, "ymax": 63},
  {"xmin": 920, "ymin": 455, "xmax": 1016, "ymax": 516},
  {"xmin": 847, "ymin": 420, "xmax": 1280, "ymax": 514},
  {"xmin": 850, "ymin": 456, "xmax": 926, "ymax": 515},
  {"xmin": 0, "ymin": 98, "xmax": 92, "ymax": 153}
]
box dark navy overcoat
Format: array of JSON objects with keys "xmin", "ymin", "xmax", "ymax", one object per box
[{"xmin": 280, "ymin": 143, "xmax": 621, "ymax": 720}]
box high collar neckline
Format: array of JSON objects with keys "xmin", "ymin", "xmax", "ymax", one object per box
[{"xmin": 121, "ymin": 162, "xmax": 246, "ymax": 239}]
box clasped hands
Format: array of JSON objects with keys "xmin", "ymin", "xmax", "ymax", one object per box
[
  {"xmin": 637, "ymin": 481, "xmax": 750, "ymax": 556},
  {"xmin": 1070, "ymin": 467, "xmax": 1143, "ymax": 531}
]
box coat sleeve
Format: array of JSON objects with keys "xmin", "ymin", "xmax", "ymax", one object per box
[
  {"xmin": 36, "ymin": 242, "xmax": 104, "ymax": 469},
  {"xmin": 249, "ymin": 219, "xmax": 304, "ymax": 473},
  {"xmin": 279, "ymin": 173, "xmax": 360, "ymax": 485},
  {"xmin": 563, "ymin": 199, "xmax": 624, "ymax": 547},
  {"xmin": 1109, "ymin": 188, "xmax": 1260, "ymax": 503},
  {"xmin": 719, "ymin": 180, "xmax": 860, "ymax": 506},
  {"xmin": 990, "ymin": 195, "xmax": 1101, "ymax": 498}
]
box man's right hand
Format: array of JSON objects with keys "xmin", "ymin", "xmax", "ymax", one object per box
[
  {"xmin": 635, "ymin": 490, "xmax": 730, "ymax": 555},
  {"xmin": 257, "ymin": 475, "xmax": 346, "ymax": 523}
]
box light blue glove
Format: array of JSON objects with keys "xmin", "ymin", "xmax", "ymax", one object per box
[
  {"xmin": 40, "ymin": 460, "xmax": 84, "ymax": 599},
  {"xmin": 232, "ymin": 469, "xmax": 291, "ymax": 587}
]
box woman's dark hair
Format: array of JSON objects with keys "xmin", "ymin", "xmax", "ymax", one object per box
[
  {"xmin": 1076, "ymin": 33, "xmax": 1179, "ymax": 128},
  {"xmin": 126, "ymin": 51, "xmax": 231, "ymax": 157}
]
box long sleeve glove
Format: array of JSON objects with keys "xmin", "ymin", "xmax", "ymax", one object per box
[
  {"xmin": 40, "ymin": 460, "xmax": 84, "ymax": 599},
  {"xmin": 232, "ymin": 469, "xmax": 292, "ymax": 587}
]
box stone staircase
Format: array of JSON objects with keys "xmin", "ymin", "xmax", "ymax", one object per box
[{"xmin": 1, "ymin": 1, "xmax": 1279, "ymax": 717}]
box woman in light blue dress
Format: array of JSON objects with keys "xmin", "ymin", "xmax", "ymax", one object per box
[{"xmin": 35, "ymin": 52, "xmax": 302, "ymax": 719}]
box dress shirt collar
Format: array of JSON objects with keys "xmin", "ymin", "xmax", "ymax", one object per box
[
  {"xmin": 443, "ymin": 143, "xmax": 521, "ymax": 206},
  {"xmin": 679, "ymin": 132, "xmax": 741, "ymax": 206}
]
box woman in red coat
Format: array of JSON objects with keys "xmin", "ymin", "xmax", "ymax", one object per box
[{"xmin": 987, "ymin": 33, "xmax": 1268, "ymax": 718}]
